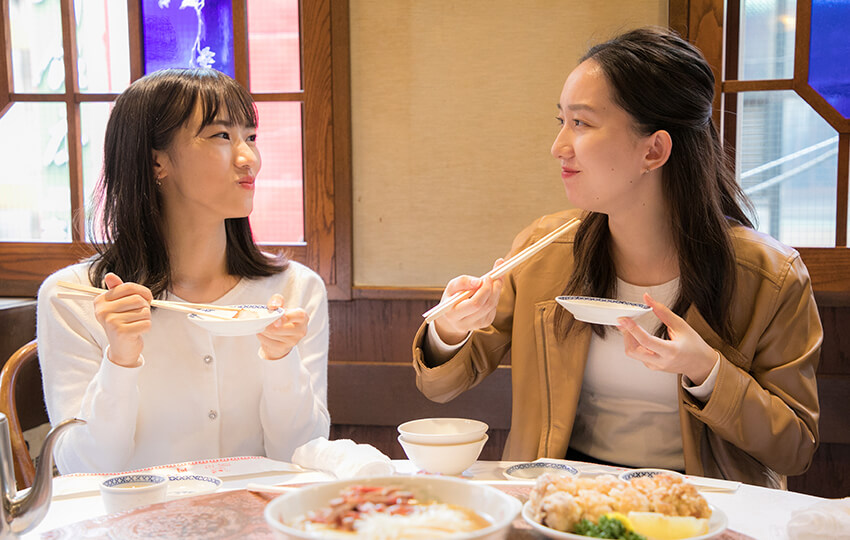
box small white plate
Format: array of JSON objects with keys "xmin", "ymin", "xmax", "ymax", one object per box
[
  {"xmin": 555, "ymin": 296, "xmax": 651, "ymax": 326},
  {"xmin": 618, "ymin": 468, "xmax": 685, "ymax": 483},
  {"xmin": 187, "ymin": 304, "xmax": 284, "ymax": 336},
  {"xmin": 166, "ymin": 474, "xmax": 222, "ymax": 499},
  {"xmin": 503, "ymin": 461, "xmax": 578, "ymax": 481},
  {"xmin": 521, "ymin": 501, "xmax": 728, "ymax": 540}
]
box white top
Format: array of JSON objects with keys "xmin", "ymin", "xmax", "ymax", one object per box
[
  {"xmin": 37, "ymin": 260, "xmax": 330, "ymax": 474},
  {"xmin": 569, "ymin": 278, "xmax": 683, "ymax": 469}
]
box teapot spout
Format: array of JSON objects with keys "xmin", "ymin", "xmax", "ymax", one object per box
[{"xmin": 5, "ymin": 417, "xmax": 85, "ymax": 535}]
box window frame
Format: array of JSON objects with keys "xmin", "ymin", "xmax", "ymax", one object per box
[
  {"xmin": 672, "ymin": 0, "xmax": 850, "ymax": 303},
  {"xmin": 0, "ymin": 0, "xmax": 352, "ymax": 299}
]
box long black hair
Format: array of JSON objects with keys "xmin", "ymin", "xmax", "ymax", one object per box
[
  {"xmin": 89, "ymin": 68, "xmax": 285, "ymax": 298},
  {"xmin": 556, "ymin": 28, "xmax": 754, "ymax": 342}
]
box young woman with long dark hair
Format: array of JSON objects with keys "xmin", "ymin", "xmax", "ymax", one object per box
[
  {"xmin": 38, "ymin": 69, "xmax": 329, "ymax": 473},
  {"xmin": 413, "ymin": 28, "xmax": 821, "ymax": 488}
]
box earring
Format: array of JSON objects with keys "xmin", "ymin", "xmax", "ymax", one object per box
[{"xmin": 155, "ymin": 176, "xmax": 163, "ymax": 187}]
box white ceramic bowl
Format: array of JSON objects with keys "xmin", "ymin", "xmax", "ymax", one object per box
[
  {"xmin": 100, "ymin": 473, "xmax": 168, "ymax": 514},
  {"xmin": 187, "ymin": 304, "xmax": 284, "ymax": 336},
  {"xmin": 264, "ymin": 475, "xmax": 521, "ymax": 540},
  {"xmin": 398, "ymin": 434, "xmax": 488, "ymax": 475},
  {"xmin": 398, "ymin": 417, "xmax": 489, "ymax": 445},
  {"xmin": 555, "ymin": 296, "xmax": 651, "ymax": 326}
]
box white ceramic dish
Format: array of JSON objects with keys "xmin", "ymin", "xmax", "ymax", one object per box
[
  {"xmin": 264, "ymin": 475, "xmax": 522, "ymax": 540},
  {"xmin": 555, "ymin": 296, "xmax": 651, "ymax": 326},
  {"xmin": 398, "ymin": 434, "xmax": 488, "ymax": 475},
  {"xmin": 398, "ymin": 417, "xmax": 489, "ymax": 445},
  {"xmin": 521, "ymin": 501, "xmax": 728, "ymax": 540},
  {"xmin": 166, "ymin": 474, "xmax": 222, "ymax": 499},
  {"xmin": 187, "ymin": 304, "xmax": 284, "ymax": 336},
  {"xmin": 618, "ymin": 468, "xmax": 685, "ymax": 483},
  {"xmin": 503, "ymin": 461, "xmax": 578, "ymax": 481},
  {"xmin": 100, "ymin": 473, "xmax": 168, "ymax": 514}
]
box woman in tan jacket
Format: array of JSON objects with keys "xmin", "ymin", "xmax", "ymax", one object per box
[{"xmin": 412, "ymin": 28, "xmax": 821, "ymax": 489}]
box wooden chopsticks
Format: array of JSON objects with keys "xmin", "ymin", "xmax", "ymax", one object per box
[
  {"xmin": 422, "ymin": 217, "xmax": 581, "ymax": 324},
  {"xmin": 56, "ymin": 281, "xmax": 236, "ymax": 320}
]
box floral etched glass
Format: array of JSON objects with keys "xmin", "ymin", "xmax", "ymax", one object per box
[{"xmin": 141, "ymin": 0, "xmax": 235, "ymax": 76}]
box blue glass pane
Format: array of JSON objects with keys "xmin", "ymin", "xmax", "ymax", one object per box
[
  {"xmin": 141, "ymin": 0, "xmax": 235, "ymax": 77},
  {"xmin": 809, "ymin": 0, "xmax": 850, "ymax": 118}
]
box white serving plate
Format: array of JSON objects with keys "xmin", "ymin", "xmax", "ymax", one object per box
[
  {"xmin": 166, "ymin": 474, "xmax": 222, "ymax": 499},
  {"xmin": 187, "ymin": 304, "xmax": 284, "ymax": 336},
  {"xmin": 555, "ymin": 296, "xmax": 651, "ymax": 326},
  {"xmin": 503, "ymin": 461, "xmax": 578, "ymax": 481},
  {"xmin": 521, "ymin": 501, "xmax": 727, "ymax": 540},
  {"xmin": 264, "ymin": 475, "xmax": 521, "ymax": 540}
]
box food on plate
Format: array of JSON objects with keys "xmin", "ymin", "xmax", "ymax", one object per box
[
  {"xmin": 233, "ymin": 307, "xmax": 262, "ymax": 319},
  {"xmin": 528, "ymin": 472, "xmax": 710, "ymax": 539},
  {"xmin": 288, "ymin": 484, "xmax": 491, "ymax": 538}
]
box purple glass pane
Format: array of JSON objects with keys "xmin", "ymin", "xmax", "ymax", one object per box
[
  {"xmin": 809, "ymin": 0, "xmax": 850, "ymax": 118},
  {"xmin": 141, "ymin": 0, "xmax": 234, "ymax": 77}
]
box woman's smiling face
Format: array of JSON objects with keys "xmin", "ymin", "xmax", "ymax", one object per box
[{"xmin": 551, "ymin": 59, "xmax": 656, "ymax": 216}]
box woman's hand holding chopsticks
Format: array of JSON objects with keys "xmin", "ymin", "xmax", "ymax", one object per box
[
  {"xmin": 94, "ymin": 273, "xmax": 153, "ymax": 368},
  {"xmin": 432, "ymin": 259, "xmax": 504, "ymax": 345}
]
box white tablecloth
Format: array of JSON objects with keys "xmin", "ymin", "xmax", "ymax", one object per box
[{"xmin": 22, "ymin": 457, "xmax": 827, "ymax": 539}]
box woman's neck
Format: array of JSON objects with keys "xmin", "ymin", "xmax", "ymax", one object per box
[
  {"xmin": 607, "ymin": 201, "xmax": 679, "ymax": 287},
  {"xmin": 164, "ymin": 221, "xmax": 237, "ymax": 303}
]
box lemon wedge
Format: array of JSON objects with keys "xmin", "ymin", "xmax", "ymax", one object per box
[
  {"xmin": 604, "ymin": 512, "xmax": 635, "ymax": 531},
  {"xmin": 626, "ymin": 512, "xmax": 709, "ymax": 540}
]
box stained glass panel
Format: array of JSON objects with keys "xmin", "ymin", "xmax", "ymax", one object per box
[
  {"xmin": 75, "ymin": 0, "xmax": 131, "ymax": 93},
  {"xmin": 251, "ymin": 102, "xmax": 304, "ymax": 243},
  {"xmin": 738, "ymin": 0, "xmax": 796, "ymax": 81},
  {"xmin": 247, "ymin": 0, "xmax": 301, "ymax": 92},
  {"xmin": 9, "ymin": 0, "xmax": 65, "ymax": 93},
  {"xmin": 0, "ymin": 103, "xmax": 71, "ymax": 241},
  {"xmin": 737, "ymin": 91, "xmax": 838, "ymax": 247},
  {"xmin": 809, "ymin": 0, "xmax": 850, "ymax": 118},
  {"xmin": 141, "ymin": 0, "xmax": 235, "ymax": 77}
]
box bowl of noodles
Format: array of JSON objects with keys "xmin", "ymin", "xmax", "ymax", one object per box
[{"xmin": 263, "ymin": 476, "xmax": 522, "ymax": 539}]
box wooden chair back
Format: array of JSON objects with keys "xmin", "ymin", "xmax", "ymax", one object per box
[{"xmin": 0, "ymin": 340, "xmax": 39, "ymax": 489}]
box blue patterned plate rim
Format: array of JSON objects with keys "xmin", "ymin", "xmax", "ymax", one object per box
[
  {"xmin": 102, "ymin": 473, "xmax": 167, "ymax": 488},
  {"xmin": 556, "ymin": 296, "xmax": 650, "ymax": 309},
  {"xmin": 504, "ymin": 462, "xmax": 578, "ymax": 480},
  {"xmin": 187, "ymin": 304, "xmax": 283, "ymax": 319}
]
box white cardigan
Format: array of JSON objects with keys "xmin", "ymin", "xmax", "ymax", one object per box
[{"xmin": 37, "ymin": 260, "xmax": 330, "ymax": 474}]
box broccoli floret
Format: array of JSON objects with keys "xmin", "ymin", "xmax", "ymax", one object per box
[{"xmin": 572, "ymin": 516, "xmax": 647, "ymax": 540}]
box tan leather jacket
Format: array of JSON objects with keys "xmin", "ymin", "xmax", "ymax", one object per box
[{"xmin": 413, "ymin": 210, "xmax": 821, "ymax": 488}]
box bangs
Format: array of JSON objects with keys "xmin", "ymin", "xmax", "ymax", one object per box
[{"xmin": 195, "ymin": 72, "xmax": 258, "ymax": 130}]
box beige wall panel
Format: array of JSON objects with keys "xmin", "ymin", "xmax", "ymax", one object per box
[{"xmin": 350, "ymin": 1, "xmax": 667, "ymax": 287}]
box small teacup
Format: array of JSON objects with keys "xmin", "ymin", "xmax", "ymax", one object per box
[{"xmin": 100, "ymin": 473, "xmax": 168, "ymax": 514}]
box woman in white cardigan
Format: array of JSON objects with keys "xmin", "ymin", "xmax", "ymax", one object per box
[{"xmin": 37, "ymin": 69, "xmax": 329, "ymax": 474}]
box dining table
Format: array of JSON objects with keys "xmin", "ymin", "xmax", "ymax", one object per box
[{"xmin": 22, "ymin": 456, "xmax": 826, "ymax": 539}]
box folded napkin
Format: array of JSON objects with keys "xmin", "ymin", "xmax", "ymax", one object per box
[
  {"xmin": 292, "ymin": 437, "xmax": 395, "ymax": 479},
  {"xmin": 787, "ymin": 497, "xmax": 850, "ymax": 539}
]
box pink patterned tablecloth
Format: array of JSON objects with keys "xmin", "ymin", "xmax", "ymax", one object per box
[{"xmin": 41, "ymin": 484, "xmax": 754, "ymax": 540}]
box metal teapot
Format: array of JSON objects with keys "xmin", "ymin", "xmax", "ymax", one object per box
[{"xmin": 0, "ymin": 414, "xmax": 84, "ymax": 538}]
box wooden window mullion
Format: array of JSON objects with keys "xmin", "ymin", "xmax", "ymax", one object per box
[
  {"xmin": 60, "ymin": 0, "xmax": 84, "ymax": 242},
  {"xmin": 722, "ymin": 0, "xmax": 741, "ymax": 159},
  {"xmin": 837, "ymin": 133, "xmax": 849, "ymax": 247},
  {"xmin": 232, "ymin": 0, "xmax": 249, "ymax": 89},
  {"xmin": 0, "ymin": 0, "xmax": 11, "ymax": 115}
]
